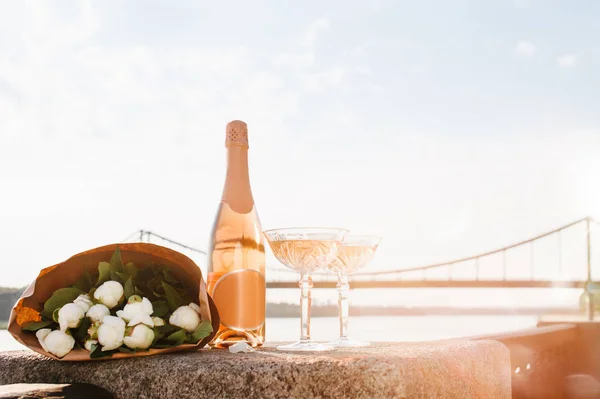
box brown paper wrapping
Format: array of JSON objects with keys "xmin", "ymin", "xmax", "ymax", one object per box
[{"xmin": 7, "ymin": 243, "xmax": 220, "ymax": 361}]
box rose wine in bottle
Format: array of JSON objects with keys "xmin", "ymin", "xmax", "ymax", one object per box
[{"xmin": 207, "ymin": 120, "xmax": 266, "ymax": 348}]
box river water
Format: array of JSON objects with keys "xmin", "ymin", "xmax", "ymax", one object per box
[{"xmin": 0, "ymin": 315, "xmax": 537, "ymax": 352}]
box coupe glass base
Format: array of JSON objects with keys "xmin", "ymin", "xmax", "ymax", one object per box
[
  {"xmin": 328, "ymin": 337, "xmax": 370, "ymax": 347},
  {"xmin": 276, "ymin": 340, "xmax": 334, "ymax": 352}
]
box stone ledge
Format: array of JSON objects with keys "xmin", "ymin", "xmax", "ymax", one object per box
[{"xmin": 0, "ymin": 341, "xmax": 510, "ymax": 399}]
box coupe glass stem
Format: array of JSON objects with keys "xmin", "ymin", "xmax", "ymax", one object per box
[
  {"xmin": 337, "ymin": 274, "xmax": 350, "ymax": 339},
  {"xmin": 299, "ymin": 273, "xmax": 313, "ymax": 342}
]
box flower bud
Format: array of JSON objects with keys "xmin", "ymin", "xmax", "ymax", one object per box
[
  {"xmin": 169, "ymin": 305, "xmax": 200, "ymax": 332},
  {"xmin": 73, "ymin": 294, "xmax": 93, "ymax": 312},
  {"xmin": 152, "ymin": 317, "xmax": 165, "ymax": 327},
  {"xmin": 189, "ymin": 302, "xmax": 201, "ymax": 315},
  {"xmin": 127, "ymin": 295, "xmax": 142, "ymax": 304},
  {"xmin": 86, "ymin": 304, "xmax": 110, "ymax": 323},
  {"xmin": 88, "ymin": 322, "xmax": 100, "ymax": 339},
  {"xmin": 93, "ymin": 281, "xmax": 124, "ymax": 309},
  {"xmin": 116, "ymin": 297, "xmax": 153, "ymax": 322},
  {"xmin": 127, "ymin": 313, "xmax": 154, "ymax": 327},
  {"xmin": 43, "ymin": 330, "xmax": 75, "ymax": 358},
  {"xmin": 84, "ymin": 338, "xmax": 98, "ymax": 351},
  {"xmin": 123, "ymin": 324, "xmax": 155, "ymax": 349},
  {"xmin": 58, "ymin": 303, "xmax": 85, "ymax": 331},
  {"xmin": 36, "ymin": 328, "xmax": 52, "ymax": 352},
  {"xmin": 97, "ymin": 315, "xmax": 126, "ymax": 351}
]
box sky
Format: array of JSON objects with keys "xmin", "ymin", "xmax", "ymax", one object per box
[{"xmin": 1, "ymin": 0, "xmax": 600, "ymax": 291}]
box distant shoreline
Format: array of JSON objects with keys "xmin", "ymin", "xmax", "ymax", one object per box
[{"xmin": 265, "ymin": 303, "xmax": 581, "ymax": 318}]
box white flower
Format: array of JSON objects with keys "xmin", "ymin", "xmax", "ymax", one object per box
[
  {"xmin": 58, "ymin": 303, "xmax": 85, "ymax": 331},
  {"xmin": 97, "ymin": 315, "xmax": 126, "ymax": 351},
  {"xmin": 127, "ymin": 313, "xmax": 154, "ymax": 327},
  {"xmin": 94, "ymin": 281, "xmax": 124, "ymax": 309},
  {"xmin": 152, "ymin": 317, "xmax": 165, "ymax": 327},
  {"xmin": 84, "ymin": 338, "xmax": 98, "ymax": 351},
  {"xmin": 36, "ymin": 328, "xmax": 52, "ymax": 352},
  {"xmin": 189, "ymin": 302, "xmax": 201, "ymax": 315},
  {"xmin": 116, "ymin": 296, "xmax": 153, "ymax": 322},
  {"xmin": 43, "ymin": 330, "xmax": 75, "ymax": 358},
  {"xmin": 73, "ymin": 294, "xmax": 93, "ymax": 312},
  {"xmin": 86, "ymin": 304, "xmax": 110, "ymax": 323},
  {"xmin": 123, "ymin": 324, "xmax": 155, "ymax": 349},
  {"xmin": 169, "ymin": 305, "xmax": 200, "ymax": 332}
]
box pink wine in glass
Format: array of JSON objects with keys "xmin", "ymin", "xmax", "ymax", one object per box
[
  {"xmin": 264, "ymin": 228, "xmax": 348, "ymax": 351},
  {"xmin": 328, "ymin": 234, "xmax": 381, "ymax": 347}
]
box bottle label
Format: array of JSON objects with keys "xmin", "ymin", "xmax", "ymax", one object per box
[{"xmin": 208, "ymin": 269, "xmax": 266, "ymax": 331}]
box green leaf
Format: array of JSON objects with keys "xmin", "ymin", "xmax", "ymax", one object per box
[
  {"xmin": 90, "ymin": 343, "xmax": 114, "ymax": 359},
  {"xmin": 151, "ymin": 300, "xmax": 169, "ymax": 318},
  {"xmin": 152, "ymin": 287, "xmax": 165, "ymax": 299},
  {"xmin": 124, "ymin": 277, "xmax": 135, "ymax": 300},
  {"xmin": 22, "ymin": 320, "xmax": 55, "ymax": 332},
  {"xmin": 52, "ymin": 308, "xmax": 60, "ymax": 323},
  {"xmin": 150, "ymin": 264, "xmax": 162, "ymax": 276},
  {"xmin": 162, "ymin": 268, "xmax": 179, "ymax": 284},
  {"xmin": 152, "ymin": 324, "xmax": 179, "ymax": 343},
  {"xmin": 96, "ymin": 262, "xmax": 110, "ymax": 287},
  {"xmin": 124, "ymin": 262, "xmax": 138, "ymax": 278},
  {"xmin": 74, "ymin": 269, "xmax": 94, "ymax": 292},
  {"xmin": 109, "ymin": 270, "xmax": 123, "ymax": 284},
  {"xmin": 109, "ymin": 247, "xmax": 125, "ymax": 273},
  {"xmin": 116, "ymin": 272, "xmax": 129, "ymax": 282},
  {"xmin": 188, "ymin": 320, "xmax": 213, "ymax": 343},
  {"xmin": 136, "ymin": 266, "xmax": 155, "ymax": 282},
  {"xmin": 151, "ymin": 343, "xmax": 176, "ymax": 349},
  {"xmin": 155, "ymin": 324, "xmax": 180, "ymax": 335},
  {"xmin": 118, "ymin": 347, "xmax": 136, "ymax": 354},
  {"xmin": 164, "ymin": 329, "xmax": 187, "ymax": 346},
  {"xmin": 152, "ymin": 324, "xmax": 177, "ymax": 344},
  {"xmin": 161, "ymin": 281, "xmax": 182, "ymax": 312},
  {"xmin": 73, "ymin": 317, "xmax": 91, "ymax": 343},
  {"xmin": 40, "ymin": 287, "xmax": 83, "ymax": 319}
]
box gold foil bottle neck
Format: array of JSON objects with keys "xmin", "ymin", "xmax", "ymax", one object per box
[{"xmin": 226, "ymin": 120, "xmax": 249, "ymax": 148}]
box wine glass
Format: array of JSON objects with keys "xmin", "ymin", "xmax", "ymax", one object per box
[
  {"xmin": 327, "ymin": 234, "xmax": 381, "ymax": 347},
  {"xmin": 264, "ymin": 227, "xmax": 348, "ymax": 351}
]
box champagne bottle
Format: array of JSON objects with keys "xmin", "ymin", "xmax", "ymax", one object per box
[{"xmin": 207, "ymin": 120, "xmax": 266, "ymax": 348}]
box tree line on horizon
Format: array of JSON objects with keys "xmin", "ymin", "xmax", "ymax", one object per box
[{"xmin": 0, "ymin": 287, "xmax": 25, "ymax": 323}]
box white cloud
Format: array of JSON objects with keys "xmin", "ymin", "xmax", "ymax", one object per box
[
  {"xmin": 354, "ymin": 66, "xmax": 371, "ymax": 75},
  {"xmin": 273, "ymin": 18, "xmax": 330, "ymax": 69},
  {"xmin": 514, "ymin": 0, "xmax": 529, "ymax": 8},
  {"xmin": 271, "ymin": 17, "xmax": 350, "ymax": 93},
  {"xmin": 300, "ymin": 18, "xmax": 330, "ymax": 48},
  {"xmin": 557, "ymin": 54, "xmax": 577, "ymax": 68},
  {"xmin": 348, "ymin": 46, "xmax": 365, "ymax": 57},
  {"xmin": 516, "ymin": 40, "xmax": 536, "ymax": 56}
]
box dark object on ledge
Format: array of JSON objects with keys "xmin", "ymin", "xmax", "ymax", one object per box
[{"xmin": 0, "ymin": 383, "xmax": 114, "ymax": 399}]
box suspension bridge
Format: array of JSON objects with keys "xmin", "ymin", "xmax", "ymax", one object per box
[{"xmin": 122, "ymin": 217, "xmax": 600, "ymax": 318}]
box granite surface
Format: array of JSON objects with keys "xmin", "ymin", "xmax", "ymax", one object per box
[{"xmin": 0, "ymin": 341, "xmax": 510, "ymax": 399}]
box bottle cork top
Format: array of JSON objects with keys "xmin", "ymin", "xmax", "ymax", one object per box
[{"xmin": 225, "ymin": 120, "xmax": 249, "ymax": 148}]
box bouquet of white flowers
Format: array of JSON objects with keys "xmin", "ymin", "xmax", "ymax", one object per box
[{"xmin": 8, "ymin": 243, "xmax": 219, "ymax": 361}]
